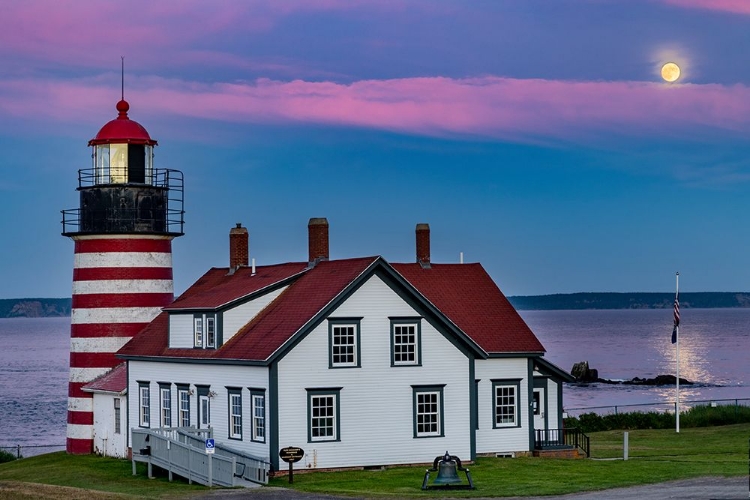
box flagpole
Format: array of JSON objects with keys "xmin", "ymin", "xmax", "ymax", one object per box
[{"xmin": 675, "ymin": 272, "xmax": 680, "ymax": 433}]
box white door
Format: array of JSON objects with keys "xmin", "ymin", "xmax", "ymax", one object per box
[
  {"xmin": 533, "ymin": 388, "xmax": 546, "ymax": 433},
  {"xmin": 199, "ymin": 395, "xmax": 211, "ymax": 428}
]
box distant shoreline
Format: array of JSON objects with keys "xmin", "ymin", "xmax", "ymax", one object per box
[
  {"xmin": 2, "ymin": 292, "xmax": 750, "ymax": 317},
  {"xmin": 508, "ymin": 292, "xmax": 750, "ymax": 310}
]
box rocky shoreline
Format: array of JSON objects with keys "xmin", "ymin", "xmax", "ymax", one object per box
[{"xmin": 570, "ymin": 361, "xmax": 693, "ymax": 386}]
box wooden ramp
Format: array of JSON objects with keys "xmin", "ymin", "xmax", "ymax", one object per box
[{"xmin": 131, "ymin": 428, "xmax": 270, "ymax": 487}]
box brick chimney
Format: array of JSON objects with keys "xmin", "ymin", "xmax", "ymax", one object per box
[
  {"xmin": 229, "ymin": 223, "xmax": 249, "ymax": 268},
  {"xmin": 416, "ymin": 223, "xmax": 430, "ymax": 268},
  {"xmin": 308, "ymin": 218, "xmax": 329, "ymax": 264}
]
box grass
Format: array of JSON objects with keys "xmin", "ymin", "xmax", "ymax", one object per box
[
  {"xmin": 0, "ymin": 452, "xmax": 207, "ymax": 499},
  {"xmin": 1, "ymin": 424, "xmax": 748, "ymax": 498},
  {"xmin": 268, "ymin": 423, "xmax": 750, "ymax": 497}
]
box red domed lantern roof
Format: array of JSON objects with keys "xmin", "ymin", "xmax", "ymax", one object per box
[{"xmin": 88, "ymin": 100, "xmax": 158, "ymax": 146}]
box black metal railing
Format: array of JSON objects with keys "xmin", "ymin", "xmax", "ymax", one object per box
[
  {"xmin": 535, "ymin": 428, "xmax": 590, "ymax": 457},
  {"xmin": 565, "ymin": 397, "xmax": 750, "ymax": 417},
  {"xmin": 0, "ymin": 444, "xmax": 66, "ymax": 459},
  {"xmin": 61, "ymin": 168, "xmax": 184, "ymax": 236}
]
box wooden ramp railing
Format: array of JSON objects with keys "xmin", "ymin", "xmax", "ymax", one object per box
[{"xmin": 131, "ymin": 427, "xmax": 270, "ymax": 487}]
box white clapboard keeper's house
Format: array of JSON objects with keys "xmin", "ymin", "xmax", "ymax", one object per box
[{"xmin": 115, "ymin": 219, "xmax": 575, "ymax": 471}]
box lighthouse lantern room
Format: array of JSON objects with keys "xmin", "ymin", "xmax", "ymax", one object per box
[{"xmin": 61, "ymin": 98, "xmax": 184, "ymax": 454}]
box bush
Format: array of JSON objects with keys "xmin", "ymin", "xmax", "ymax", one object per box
[
  {"xmin": 566, "ymin": 403, "xmax": 750, "ymax": 433},
  {"xmin": 0, "ymin": 449, "xmax": 19, "ymax": 463}
]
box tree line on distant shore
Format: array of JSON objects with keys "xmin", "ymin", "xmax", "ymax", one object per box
[
  {"xmin": 0, "ymin": 298, "xmax": 71, "ymax": 318},
  {"xmin": 3, "ymin": 292, "xmax": 750, "ymax": 317},
  {"xmin": 509, "ymin": 292, "xmax": 750, "ymax": 310}
]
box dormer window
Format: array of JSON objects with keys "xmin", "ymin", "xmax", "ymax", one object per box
[
  {"xmin": 193, "ymin": 313, "xmax": 218, "ymax": 349},
  {"xmin": 194, "ymin": 317, "xmax": 203, "ymax": 347},
  {"xmin": 206, "ymin": 317, "xmax": 216, "ymax": 348}
]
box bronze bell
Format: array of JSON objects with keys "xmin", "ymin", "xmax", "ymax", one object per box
[{"xmin": 432, "ymin": 452, "xmax": 462, "ymax": 485}]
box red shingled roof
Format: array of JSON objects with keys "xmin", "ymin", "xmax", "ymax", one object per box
[
  {"xmin": 392, "ymin": 263, "xmax": 545, "ymax": 354},
  {"xmin": 118, "ymin": 257, "xmax": 544, "ymax": 362},
  {"xmin": 119, "ymin": 257, "xmax": 379, "ymax": 361},
  {"xmin": 166, "ymin": 262, "xmax": 309, "ymax": 310},
  {"xmin": 81, "ymin": 362, "xmax": 127, "ymax": 394}
]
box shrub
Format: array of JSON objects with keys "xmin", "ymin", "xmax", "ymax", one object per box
[
  {"xmin": 565, "ymin": 403, "xmax": 750, "ymax": 433},
  {"xmin": 0, "ymin": 449, "xmax": 19, "ymax": 463}
]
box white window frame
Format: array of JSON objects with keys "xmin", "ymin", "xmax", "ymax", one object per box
[
  {"xmin": 194, "ymin": 317, "xmax": 203, "ymax": 347},
  {"xmin": 251, "ymin": 391, "xmax": 266, "ymax": 442},
  {"xmin": 206, "ymin": 317, "xmax": 216, "ymax": 348},
  {"xmin": 307, "ymin": 388, "xmax": 341, "ymax": 442},
  {"xmin": 329, "ymin": 319, "xmax": 361, "ymax": 368},
  {"xmin": 492, "ymin": 379, "xmax": 521, "ymax": 428},
  {"xmin": 160, "ymin": 385, "xmax": 172, "ymax": 427},
  {"xmin": 228, "ymin": 389, "xmax": 242, "ymax": 440},
  {"xmin": 178, "ymin": 387, "xmax": 190, "ymax": 427},
  {"xmin": 391, "ymin": 318, "xmax": 421, "ymax": 366},
  {"xmin": 139, "ymin": 383, "xmax": 150, "ymax": 427},
  {"xmin": 413, "ymin": 385, "xmax": 444, "ymax": 438}
]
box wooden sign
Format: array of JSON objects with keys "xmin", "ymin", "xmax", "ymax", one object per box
[
  {"xmin": 279, "ymin": 446, "xmax": 305, "ymax": 463},
  {"xmin": 279, "ymin": 446, "xmax": 305, "ymax": 484}
]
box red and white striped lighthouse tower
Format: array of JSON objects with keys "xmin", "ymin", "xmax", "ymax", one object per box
[{"xmin": 62, "ymin": 98, "xmax": 184, "ymax": 454}]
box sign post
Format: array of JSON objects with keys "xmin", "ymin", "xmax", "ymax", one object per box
[
  {"xmin": 279, "ymin": 446, "xmax": 305, "ymax": 484},
  {"xmin": 205, "ymin": 439, "xmax": 215, "ymax": 487}
]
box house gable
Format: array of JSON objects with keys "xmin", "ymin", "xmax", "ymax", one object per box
[{"xmin": 266, "ymin": 258, "xmax": 487, "ymax": 365}]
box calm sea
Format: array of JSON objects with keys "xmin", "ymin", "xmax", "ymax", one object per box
[{"xmin": 0, "ymin": 309, "xmax": 748, "ymax": 449}]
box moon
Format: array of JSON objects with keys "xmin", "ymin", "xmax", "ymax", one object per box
[{"xmin": 661, "ymin": 62, "xmax": 680, "ymax": 82}]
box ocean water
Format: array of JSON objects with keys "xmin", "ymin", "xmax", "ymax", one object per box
[
  {"xmin": 520, "ymin": 308, "xmax": 750, "ymax": 413},
  {"xmin": 0, "ymin": 309, "xmax": 748, "ymax": 449},
  {"xmin": 0, "ymin": 317, "xmax": 69, "ymax": 452}
]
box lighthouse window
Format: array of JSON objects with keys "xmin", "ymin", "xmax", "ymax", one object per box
[
  {"xmin": 109, "ymin": 143, "xmax": 128, "ymax": 183},
  {"xmin": 94, "ymin": 145, "xmax": 110, "ymax": 184}
]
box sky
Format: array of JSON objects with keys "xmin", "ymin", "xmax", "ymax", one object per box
[{"xmin": 1, "ymin": 0, "xmax": 749, "ymax": 299}]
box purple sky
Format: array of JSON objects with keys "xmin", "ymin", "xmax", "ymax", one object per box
[{"xmin": 1, "ymin": 0, "xmax": 749, "ymax": 298}]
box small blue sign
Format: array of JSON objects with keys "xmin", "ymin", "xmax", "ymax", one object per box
[{"xmin": 205, "ymin": 438, "xmax": 215, "ymax": 454}]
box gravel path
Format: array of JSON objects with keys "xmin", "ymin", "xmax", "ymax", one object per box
[{"xmin": 191, "ymin": 476, "xmax": 748, "ymax": 499}]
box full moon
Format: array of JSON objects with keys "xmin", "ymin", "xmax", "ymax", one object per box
[{"xmin": 661, "ymin": 62, "xmax": 680, "ymax": 82}]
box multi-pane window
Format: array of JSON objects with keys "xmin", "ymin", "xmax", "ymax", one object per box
[
  {"xmin": 251, "ymin": 393, "xmax": 266, "ymax": 442},
  {"xmin": 194, "ymin": 314, "xmax": 218, "ymax": 349},
  {"xmin": 160, "ymin": 385, "xmax": 172, "ymax": 427},
  {"xmin": 194, "ymin": 317, "xmax": 203, "ymax": 347},
  {"xmin": 330, "ymin": 323, "xmax": 358, "ymax": 367},
  {"xmin": 413, "ymin": 385, "xmax": 444, "ymax": 438},
  {"xmin": 492, "ymin": 379, "xmax": 520, "ymax": 428},
  {"xmin": 228, "ymin": 389, "xmax": 242, "ymax": 439},
  {"xmin": 178, "ymin": 387, "xmax": 190, "ymax": 427},
  {"xmin": 391, "ymin": 319, "xmax": 420, "ymax": 366},
  {"xmin": 139, "ymin": 383, "xmax": 150, "ymax": 427},
  {"xmin": 206, "ymin": 317, "xmax": 216, "ymax": 348},
  {"xmin": 114, "ymin": 398, "xmax": 121, "ymax": 434},
  {"xmin": 308, "ymin": 389, "xmax": 340, "ymax": 442}
]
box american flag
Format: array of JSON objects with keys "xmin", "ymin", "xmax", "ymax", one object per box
[{"xmin": 671, "ymin": 295, "xmax": 680, "ymax": 344}]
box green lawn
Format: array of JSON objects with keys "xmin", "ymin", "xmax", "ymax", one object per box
[
  {"xmin": 269, "ymin": 424, "xmax": 750, "ymax": 497},
  {"xmin": 1, "ymin": 424, "xmax": 747, "ymax": 498},
  {"xmin": 0, "ymin": 452, "xmax": 207, "ymax": 499}
]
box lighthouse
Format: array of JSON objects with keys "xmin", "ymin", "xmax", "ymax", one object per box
[{"xmin": 61, "ymin": 98, "xmax": 184, "ymax": 454}]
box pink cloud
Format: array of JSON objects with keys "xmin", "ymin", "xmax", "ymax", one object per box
[
  {"xmin": 660, "ymin": 0, "xmax": 750, "ymax": 14},
  {"xmin": 1, "ymin": 75, "xmax": 748, "ymax": 146},
  {"xmin": 0, "ymin": 0, "xmax": 411, "ymax": 73}
]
